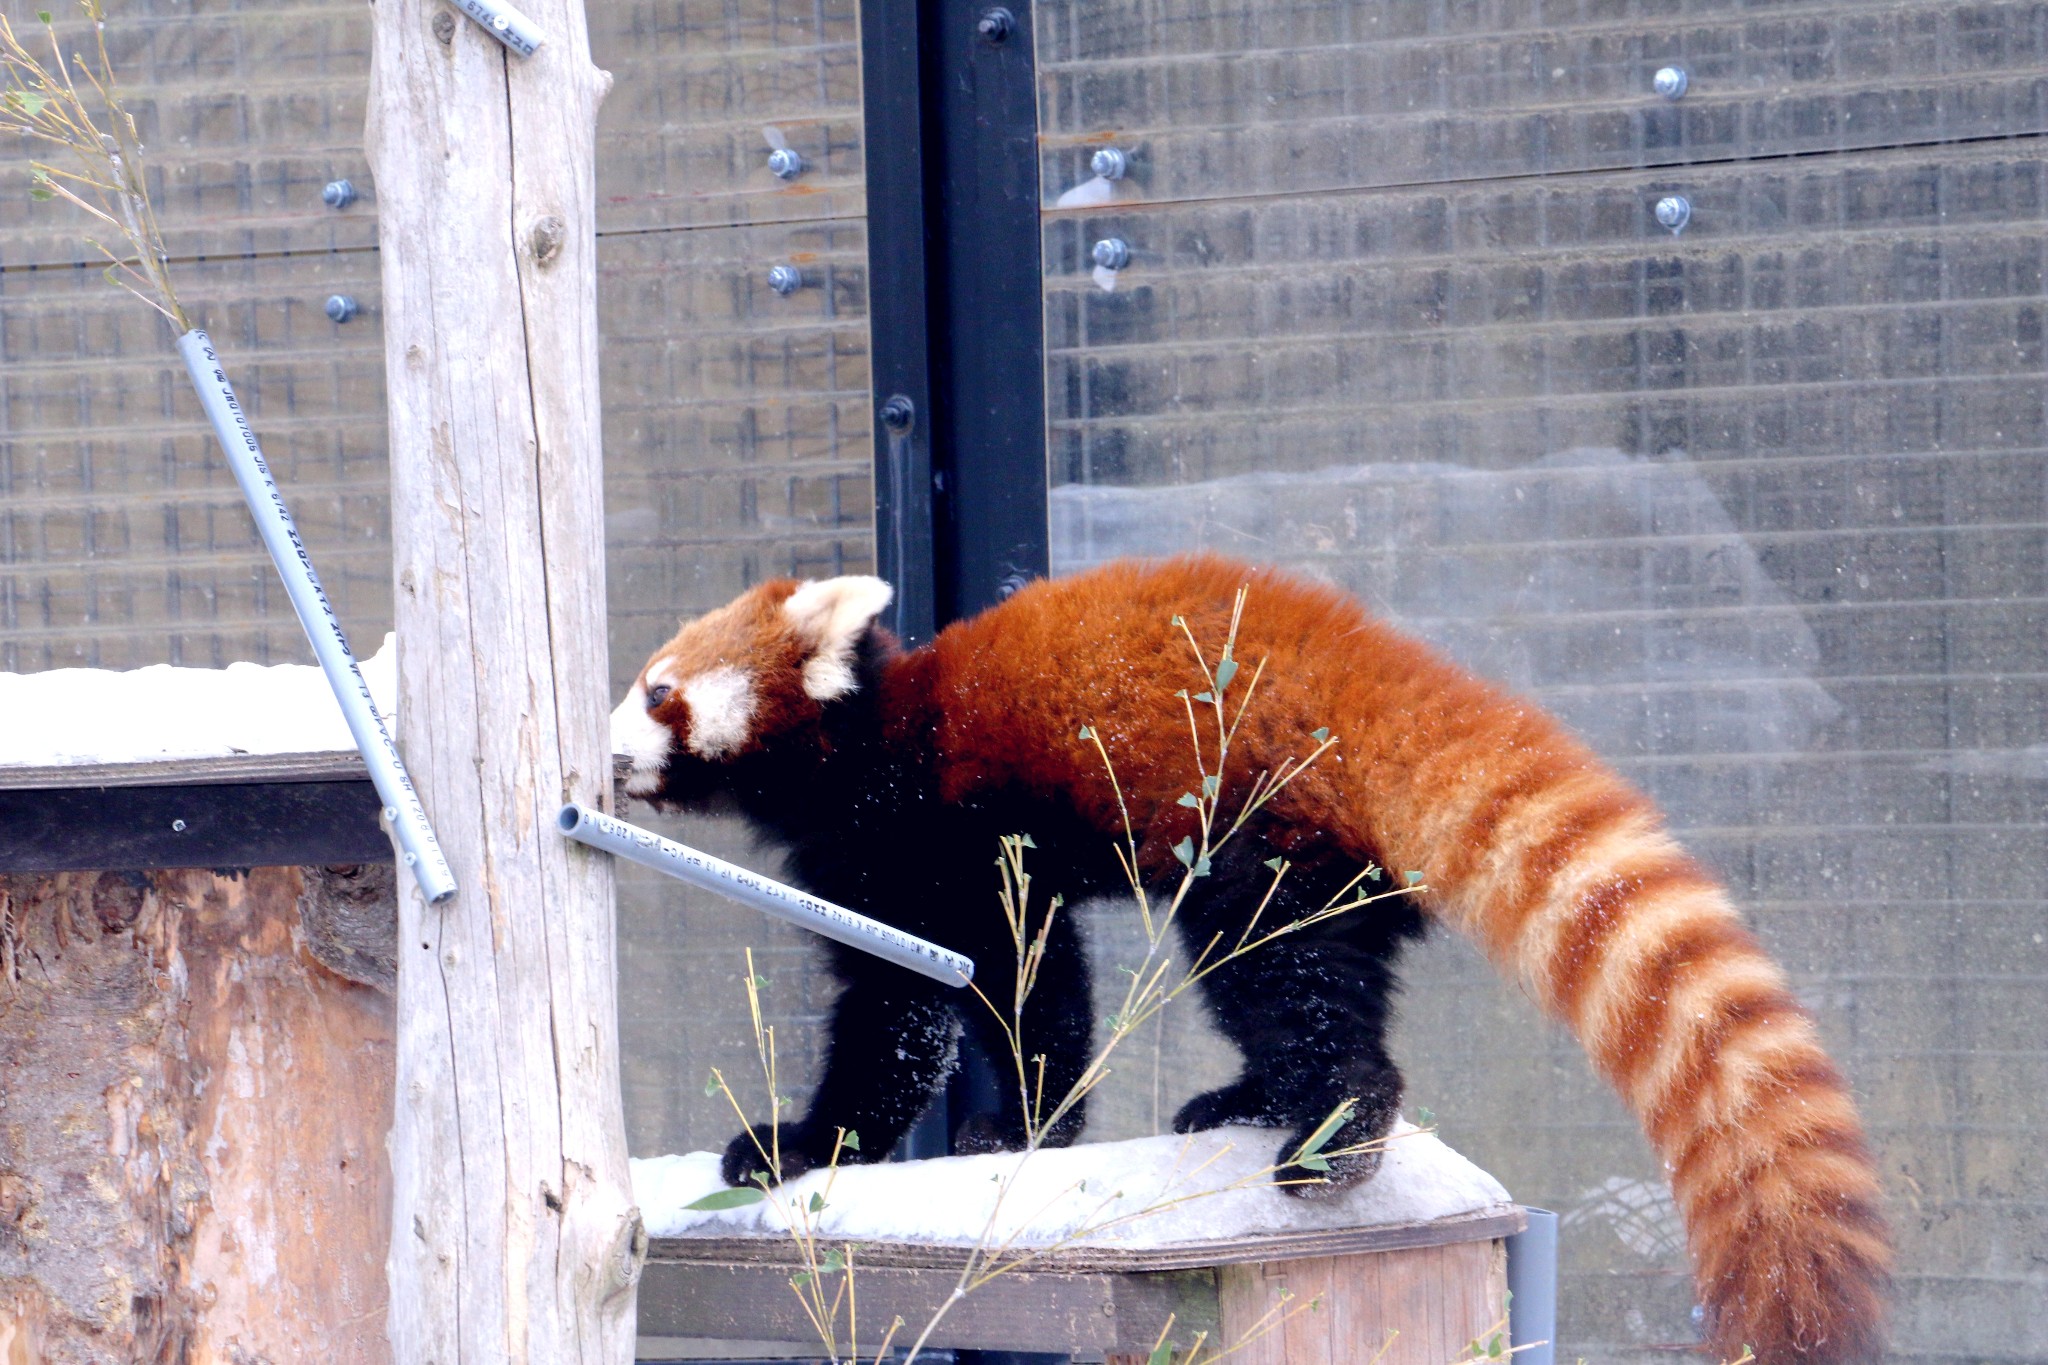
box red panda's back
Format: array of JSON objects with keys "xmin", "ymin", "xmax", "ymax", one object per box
[{"xmin": 901, "ymin": 554, "xmax": 1890, "ymax": 1365}]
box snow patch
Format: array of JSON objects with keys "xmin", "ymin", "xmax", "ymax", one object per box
[
  {"xmin": 0, "ymin": 636, "xmax": 398, "ymax": 769},
  {"xmin": 632, "ymin": 1121, "xmax": 1511, "ymax": 1247}
]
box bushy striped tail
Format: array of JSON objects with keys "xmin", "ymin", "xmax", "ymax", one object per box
[{"xmin": 1357, "ymin": 666, "xmax": 1891, "ymax": 1364}]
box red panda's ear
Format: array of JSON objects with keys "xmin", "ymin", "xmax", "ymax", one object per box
[{"xmin": 782, "ymin": 575, "xmax": 894, "ymax": 700}]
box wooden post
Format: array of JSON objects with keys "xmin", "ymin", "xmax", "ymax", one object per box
[{"xmin": 364, "ymin": 3, "xmax": 639, "ymax": 1362}]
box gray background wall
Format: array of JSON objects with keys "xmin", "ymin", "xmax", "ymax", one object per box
[{"xmin": 2, "ymin": 1, "xmax": 2043, "ymax": 1360}]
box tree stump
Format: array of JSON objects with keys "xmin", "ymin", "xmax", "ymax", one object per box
[{"xmin": 0, "ymin": 867, "xmax": 395, "ymax": 1364}]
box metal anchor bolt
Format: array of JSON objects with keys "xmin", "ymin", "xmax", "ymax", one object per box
[
  {"xmin": 1653, "ymin": 66, "xmax": 1689, "ymax": 100},
  {"xmin": 1091, "ymin": 237, "xmax": 1131, "ymax": 271},
  {"xmin": 879, "ymin": 395, "xmax": 915, "ymax": 432},
  {"xmin": 977, "ymin": 7, "xmax": 1014, "ymax": 42},
  {"xmin": 325, "ymin": 294, "xmax": 360, "ymax": 323},
  {"xmin": 767, "ymin": 147, "xmax": 804, "ymax": 180},
  {"xmin": 766, "ymin": 265, "xmax": 803, "ymax": 296},
  {"xmin": 1654, "ymin": 196, "xmax": 1692, "ymax": 235},
  {"xmin": 322, "ymin": 178, "xmax": 357, "ymax": 209},
  {"xmin": 1090, "ymin": 147, "xmax": 1129, "ymax": 181}
]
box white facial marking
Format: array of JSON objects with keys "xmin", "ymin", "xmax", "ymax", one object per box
[
  {"xmin": 683, "ymin": 665, "xmax": 756, "ymax": 759},
  {"xmin": 610, "ymin": 677, "xmax": 673, "ymax": 796},
  {"xmin": 782, "ymin": 575, "xmax": 894, "ymax": 701}
]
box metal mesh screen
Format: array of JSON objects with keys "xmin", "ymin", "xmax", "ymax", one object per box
[{"xmin": 1040, "ymin": 2, "xmax": 2048, "ymax": 1358}]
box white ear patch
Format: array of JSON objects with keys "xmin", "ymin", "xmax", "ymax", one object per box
[
  {"xmin": 682, "ymin": 665, "xmax": 757, "ymax": 759},
  {"xmin": 782, "ymin": 575, "xmax": 894, "ymax": 701},
  {"xmin": 610, "ymin": 680, "xmax": 673, "ymax": 795}
]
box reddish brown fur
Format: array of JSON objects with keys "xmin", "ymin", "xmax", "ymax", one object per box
[{"xmin": 634, "ymin": 554, "xmax": 1890, "ymax": 1362}]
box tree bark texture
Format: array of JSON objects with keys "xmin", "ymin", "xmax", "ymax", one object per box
[
  {"xmin": 364, "ymin": 3, "xmax": 637, "ymax": 1363},
  {"xmin": 0, "ymin": 868, "xmax": 395, "ymax": 1364}
]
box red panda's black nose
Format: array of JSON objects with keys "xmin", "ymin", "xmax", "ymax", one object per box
[{"xmin": 646, "ymin": 683, "xmax": 673, "ymax": 710}]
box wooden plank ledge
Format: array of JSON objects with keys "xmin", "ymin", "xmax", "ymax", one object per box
[
  {"xmin": 649, "ymin": 1205, "xmax": 1525, "ymax": 1272},
  {"xmin": 639, "ymin": 1208, "xmax": 1523, "ymax": 1359}
]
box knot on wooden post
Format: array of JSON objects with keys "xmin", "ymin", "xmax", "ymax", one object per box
[{"xmin": 529, "ymin": 214, "xmax": 567, "ymax": 267}]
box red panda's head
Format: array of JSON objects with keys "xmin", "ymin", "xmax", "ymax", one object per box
[{"xmin": 611, "ymin": 575, "xmax": 895, "ymax": 800}]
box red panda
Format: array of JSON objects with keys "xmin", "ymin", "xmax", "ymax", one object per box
[{"xmin": 614, "ymin": 554, "xmax": 1889, "ymax": 1365}]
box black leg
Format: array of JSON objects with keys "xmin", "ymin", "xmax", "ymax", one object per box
[
  {"xmin": 722, "ymin": 964, "xmax": 958, "ymax": 1188},
  {"xmin": 1172, "ymin": 934, "xmax": 1407, "ymax": 1195},
  {"xmin": 954, "ymin": 902, "xmax": 1094, "ymax": 1153}
]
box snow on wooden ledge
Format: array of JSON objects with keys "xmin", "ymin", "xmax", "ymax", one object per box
[
  {"xmin": 632, "ymin": 1120, "xmax": 1511, "ymax": 1250},
  {"xmin": 0, "ymin": 637, "xmax": 394, "ymax": 777}
]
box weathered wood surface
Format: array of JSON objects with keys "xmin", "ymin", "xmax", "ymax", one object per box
[
  {"xmin": 641, "ymin": 1260, "xmax": 1222, "ymax": 1355},
  {"xmin": 0, "ymin": 751, "xmax": 370, "ymax": 790},
  {"xmin": 1218, "ymin": 1240, "xmax": 1510, "ymax": 1365},
  {"xmin": 365, "ymin": 0, "xmax": 637, "ymax": 1361},
  {"xmin": 0, "ymin": 868, "xmax": 394, "ymax": 1363},
  {"xmin": 651, "ymin": 1206, "xmax": 1524, "ymax": 1273},
  {"xmin": 643, "ymin": 1213, "xmax": 1518, "ymax": 1358},
  {"xmin": 0, "ymin": 752, "xmax": 638, "ymax": 792}
]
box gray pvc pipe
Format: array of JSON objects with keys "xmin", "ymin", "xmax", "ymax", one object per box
[
  {"xmin": 451, "ymin": 0, "xmax": 545, "ymax": 57},
  {"xmin": 557, "ymin": 803, "xmax": 975, "ymax": 988},
  {"xmin": 1505, "ymin": 1206, "xmax": 1559, "ymax": 1365},
  {"xmin": 177, "ymin": 330, "xmax": 456, "ymax": 904}
]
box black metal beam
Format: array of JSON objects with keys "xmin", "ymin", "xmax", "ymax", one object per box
[
  {"xmin": 864, "ymin": 0, "xmax": 1048, "ymax": 635},
  {"xmin": 924, "ymin": 0, "xmax": 1049, "ymax": 621},
  {"xmin": 861, "ymin": 9, "xmax": 1060, "ymax": 1363},
  {"xmin": 861, "ymin": 0, "xmax": 940, "ymax": 646},
  {"xmin": 0, "ymin": 781, "xmax": 390, "ymax": 873}
]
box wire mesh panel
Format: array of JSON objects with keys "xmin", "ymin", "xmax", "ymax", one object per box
[
  {"xmin": 1042, "ymin": 51, "xmax": 2048, "ymax": 1365},
  {"xmin": 1036, "ymin": 0, "xmax": 2048, "ymax": 207},
  {"xmin": 600, "ymin": 215, "xmax": 876, "ymax": 1162},
  {"xmin": 0, "ymin": 0, "xmax": 873, "ymax": 1196}
]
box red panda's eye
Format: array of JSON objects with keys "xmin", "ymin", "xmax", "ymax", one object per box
[{"xmin": 646, "ymin": 683, "xmax": 673, "ymax": 710}]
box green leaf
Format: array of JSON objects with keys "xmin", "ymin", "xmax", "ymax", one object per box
[
  {"xmin": 819, "ymin": 1248, "xmax": 846, "ymax": 1273},
  {"xmin": 702, "ymin": 1073, "xmax": 721, "ymax": 1097},
  {"xmin": 1192, "ymin": 854, "xmax": 1211, "ymax": 877},
  {"xmin": 1296, "ymin": 1101, "xmax": 1356, "ymax": 1159},
  {"xmin": 1170, "ymin": 615, "xmax": 1184, "ymax": 627},
  {"xmin": 1176, "ymin": 792, "xmax": 1199, "ymax": 808},
  {"xmin": 1175, "ymin": 688, "xmax": 1189, "ymax": 700},
  {"xmin": 750, "ymin": 972, "xmax": 771, "ymax": 988},
  {"xmin": 1202, "ymin": 775, "xmax": 1220, "ymax": 797},
  {"xmin": 841, "ymin": 1129, "xmax": 860, "ymax": 1151},
  {"xmin": 790, "ymin": 1269, "xmax": 812, "ymax": 1289},
  {"xmin": 1149, "ymin": 1342, "xmax": 1176, "ymax": 1365},
  {"xmin": 1488, "ymin": 1333, "xmax": 1503, "ymax": 1358},
  {"xmin": 1366, "ymin": 865, "xmax": 1382, "ymax": 882},
  {"xmin": 808, "ymin": 1191, "xmax": 826, "ymax": 1213},
  {"xmin": 1213, "ymin": 657, "xmax": 1238, "ymax": 691},
  {"xmin": 1018, "ymin": 833, "xmax": 1036, "ymax": 848},
  {"xmin": 36, "ymin": 10, "xmax": 52, "ymax": 22},
  {"xmin": 1417, "ymin": 1106, "xmax": 1435, "ymax": 1126},
  {"xmin": 1263, "ymin": 856, "xmax": 1285, "ymax": 872},
  {"xmin": 1404, "ymin": 870, "xmax": 1425, "ymax": 886},
  {"xmin": 1311, "ymin": 726, "xmax": 1330, "ymax": 742},
  {"xmin": 1077, "ymin": 724, "xmax": 1094, "ymax": 740},
  {"xmin": 685, "ymin": 1186, "xmax": 767, "ymax": 1211},
  {"xmin": 1297, "ymin": 1154, "xmax": 1331, "ymax": 1172},
  {"xmin": 1193, "ymin": 691, "xmax": 1214, "ymax": 704},
  {"xmin": 1171, "ymin": 836, "xmax": 1194, "ymax": 867},
  {"xmin": 29, "ymin": 186, "xmax": 54, "ymax": 201}
]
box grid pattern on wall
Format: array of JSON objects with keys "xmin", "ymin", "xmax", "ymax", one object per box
[
  {"xmin": 1039, "ymin": 2, "xmax": 2048, "ymax": 1359},
  {"xmin": 0, "ymin": 0, "xmax": 873, "ymax": 1169}
]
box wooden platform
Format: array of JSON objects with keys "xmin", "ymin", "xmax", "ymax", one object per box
[{"xmin": 641, "ymin": 1207, "xmax": 1524, "ymax": 1361}]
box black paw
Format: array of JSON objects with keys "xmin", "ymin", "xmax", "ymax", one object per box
[
  {"xmin": 952, "ymin": 1112, "xmax": 1027, "ymax": 1155},
  {"xmin": 719, "ymin": 1123, "xmax": 824, "ymax": 1189},
  {"xmin": 1272, "ymin": 1105, "xmax": 1393, "ymax": 1200},
  {"xmin": 1173, "ymin": 1082, "xmax": 1283, "ymax": 1135}
]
